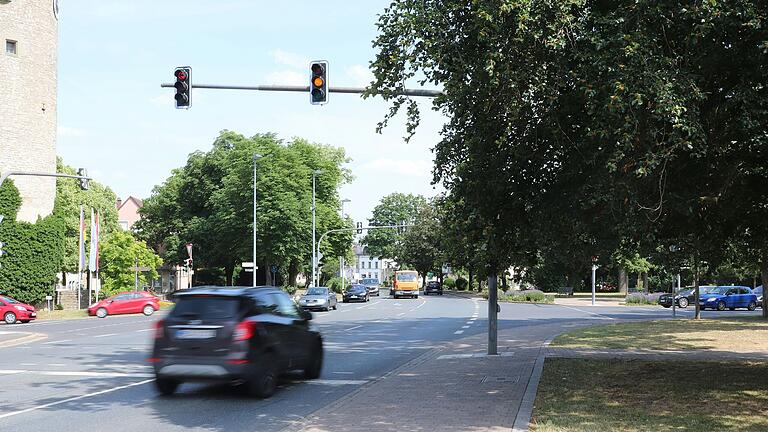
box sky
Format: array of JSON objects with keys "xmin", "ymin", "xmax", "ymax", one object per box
[{"xmin": 56, "ymin": 0, "xmax": 447, "ymax": 226}]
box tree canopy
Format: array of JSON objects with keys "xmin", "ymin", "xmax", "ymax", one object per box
[{"xmin": 362, "ymin": 193, "xmax": 427, "ymax": 262}]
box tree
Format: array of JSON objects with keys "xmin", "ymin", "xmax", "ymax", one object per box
[
  {"xmin": 54, "ymin": 158, "xmax": 119, "ymax": 279},
  {"xmin": 400, "ymin": 202, "xmax": 443, "ymax": 287},
  {"xmin": 136, "ymin": 131, "xmax": 353, "ymax": 287},
  {"xmin": 99, "ymin": 230, "xmax": 162, "ymax": 297},
  {"xmin": 362, "ymin": 193, "xmax": 427, "ymax": 262}
]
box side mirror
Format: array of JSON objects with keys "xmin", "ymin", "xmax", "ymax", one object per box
[{"xmin": 301, "ymin": 310, "xmax": 313, "ymax": 321}]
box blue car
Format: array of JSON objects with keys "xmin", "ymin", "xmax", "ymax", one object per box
[{"xmin": 699, "ymin": 286, "xmax": 758, "ymax": 311}]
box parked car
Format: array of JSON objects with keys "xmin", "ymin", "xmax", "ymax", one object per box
[
  {"xmin": 658, "ymin": 286, "xmax": 718, "ymax": 308},
  {"xmin": 0, "ymin": 295, "xmax": 37, "ymax": 324},
  {"xmin": 424, "ymin": 281, "xmax": 443, "ymax": 295},
  {"xmin": 150, "ymin": 286, "xmax": 323, "ymax": 398},
  {"xmin": 361, "ymin": 278, "xmax": 380, "ymax": 297},
  {"xmin": 754, "ymin": 286, "xmax": 763, "ymax": 308},
  {"xmin": 88, "ymin": 291, "xmax": 160, "ymax": 318},
  {"xmin": 298, "ymin": 287, "xmax": 337, "ymax": 311},
  {"xmin": 699, "ymin": 286, "xmax": 757, "ymax": 311},
  {"xmin": 343, "ymin": 284, "xmax": 369, "ymax": 303}
]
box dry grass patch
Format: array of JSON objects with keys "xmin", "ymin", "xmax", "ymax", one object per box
[
  {"xmin": 531, "ymin": 358, "xmax": 768, "ymax": 432},
  {"xmin": 553, "ymin": 318, "xmax": 768, "ymax": 352}
]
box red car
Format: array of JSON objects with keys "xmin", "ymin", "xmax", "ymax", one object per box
[
  {"xmin": 88, "ymin": 291, "xmax": 160, "ymax": 318},
  {"xmin": 0, "ymin": 296, "xmax": 37, "ymax": 324}
]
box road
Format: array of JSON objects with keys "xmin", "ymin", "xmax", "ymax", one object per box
[{"xmin": 0, "ymin": 293, "xmax": 759, "ymax": 432}]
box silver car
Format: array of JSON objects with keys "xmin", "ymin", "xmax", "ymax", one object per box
[{"xmin": 298, "ymin": 287, "xmax": 338, "ymax": 312}]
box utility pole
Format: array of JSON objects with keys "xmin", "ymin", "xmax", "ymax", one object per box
[
  {"xmin": 488, "ymin": 274, "xmax": 498, "ymax": 355},
  {"xmin": 135, "ymin": 257, "xmax": 139, "ymax": 291},
  {"xmin": 591, "ymin": 264, "xmax": 597, "ymax": 306},
  {"xmin": 340, "ymin": 198, "xmax": 350, "ymax": 288},
  {"xmin": 311, "ymin": 170, "xmax": 322, "ymax": 287},
  {"xmin": 253, "ymin": 154, "xmax": 263, "ymax": 287}
]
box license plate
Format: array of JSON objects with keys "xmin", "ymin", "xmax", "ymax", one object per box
[{"xmin": 176, "ymin": 329, "xmax": 216, "ymax": 339}]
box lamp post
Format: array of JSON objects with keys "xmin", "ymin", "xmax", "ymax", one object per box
[
  {"xmin": 340, "ymin": 198, "xmax": 351, "ymax": 289},
  {"xmin": 312, "ymin": 170, "xmax": 323, "ymax": 287},
  {"xmin": 253, "ymin": 154, "xmax": 263, "ymax": 287}
]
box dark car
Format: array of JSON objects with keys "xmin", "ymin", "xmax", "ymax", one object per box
[
  {"xmin": 150, "ymin": 286, "xmax": 323, "ymax": 398},
  {"xmin": 658, "ymin": 286, "xmax": 718, "ymax": 308},
  {"xmin": 342, "ymin": 284, "xmax": 369, "ymax": 303},
  {"xmin": 361, "ymin": 278, "xmax": 380, "ymax": 297},
  {"xmin": 699, "ymin": 286, "xmax": 758, "ymax": 311},
  {"xmin": 424, "ymin": 281, "xmax": 443, "ymax": 296}
]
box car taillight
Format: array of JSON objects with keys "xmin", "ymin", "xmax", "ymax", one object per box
[
  {"xmin": 233, "ymin": 320, "xmax": 257, "ymax": 341},
  {"xmin": 154, "ymin": 320, "xmax": 164, "ymax": 339}
]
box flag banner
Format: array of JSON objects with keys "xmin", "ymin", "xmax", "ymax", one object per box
[
  {"xmin": 88, "ymin": 209, "xmax": 100, "ymax": 272},
  {"xmin": 78, "ymin": 206, "xmax": 86, "ymax": 271}
]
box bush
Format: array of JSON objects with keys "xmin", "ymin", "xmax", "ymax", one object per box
[
  {"xmin": 283, "ymin": 286, "xmax": 298, "ymax": 295},
  {"xmin": 443, "ymin": 277, "xmax": 456, "ymax": 288},
  {"xmin": 489, "ymin": 289, "xmax": 554, "ymax": 303},
  {"xmin": 54, "ymin": 303, "xmax": 64, "ymax": 310},
  {"xmin": 455, "ymin": 277, "xmax": 468, "ymax": 291},
  {"xmin": 326, "ymin": 277, "xmax": 344, "ymax": 294},
  {"xmin": 625, "ymin": 292, "xmax": 655, "ymax": 305}
]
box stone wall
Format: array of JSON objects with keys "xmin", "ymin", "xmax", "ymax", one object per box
[{"xmin": 0, "ymin": 0, "xmax": 58, "ymax": 222}]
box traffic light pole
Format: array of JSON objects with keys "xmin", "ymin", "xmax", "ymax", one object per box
[
  {"xmin": 160, "ymin": 83, "xmax": 443, "ymax": 98},
  {"xmin": 0, "ymin": 171, "xmax": 92, "ymax": 189}
]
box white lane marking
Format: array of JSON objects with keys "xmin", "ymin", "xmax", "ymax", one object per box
[
  {"xmin": 42, "ymin": 339, "xmax": 71, "ymax": 345},
  {"xmin": 556, "ymin": 304, "xmax": 616, "ymax": 320},
  {"xmin": 135, "ymin": 328, "xmax": 154, "ymax": 332},
  {"xmin": 355, "ymin": 300, "xmax": 382, "ymax": 310},
  {"xmin": 0, "ymin": 369, "xmax": 154, "ymax": 378},
  {"xmin": 20, "ymin": 363, "xmax": 36, "ymax": 366},
  {"xmin": 454, "ymin": 330, "xmax": 464, "ymax": 335},
  {"xmin": 0, "ymin": 378, "xmax": 154, "ymax": 420},
  {"xmin": 345, "ymin": 325, "xmax": 363, "ymax": 331},
  {"xmin": 332, "ymin": 371, "xmax": 354, "ymax": 375},
  {"xmin": 466, "ymin": 321, "xmax": 474, "ymax": 325},
  {"xmin": 93, "ymin": 333, "xmax": 117, "ymax": 338},
  {"xmin": 461, "ymin": 326, "xmax": 470, "ymax": 329},
  {"xmin": 47, "ymin": 363, "xmax": 66, "ymax": 367},
  {"xmin": 305, "ymin": 379, "xmax": 367, "ymax": 386}
]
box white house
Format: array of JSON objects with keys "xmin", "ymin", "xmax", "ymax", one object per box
[{"xmin": 352, "ymin": 244, "xmax": 394, "ymax": 283}]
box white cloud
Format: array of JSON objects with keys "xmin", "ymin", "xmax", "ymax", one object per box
[
  {"xmin": 58, "ymin": 126, "xmax": 88, "ymax": 138},
  {"xmin": 361, "ymin": 158, "xmax": 433, "ymax": 178},
  {"xmin": 265, "ymin": 70, "xmax": 306, "ymax": 86},
  {"xmin": 269, "ymin": 49, "xmax": 309, "ymax": 69},
  {"xmin": 346, "ymin": 64, "xmax": 374, "ymax": 87}
]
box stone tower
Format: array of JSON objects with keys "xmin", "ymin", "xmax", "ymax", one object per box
[{"xmin": 0, "ymin": 0, "xmax": 59, "ymax": 222}]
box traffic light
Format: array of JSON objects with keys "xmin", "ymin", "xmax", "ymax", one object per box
[
  {"xmin": 174, "ymin": 66, "xmax": 191, "ymax": 109},
  {"xmin": 309, "ymin": 61, "xmax": 328, "ymax": 105},
  {"xmin": 356, "ymin": 222, "xmax": 363, "ymax": 234},
  {"xmin": 0, "ymin": 242, "xmax": 6, "ymax": 257},
  {"xmin": 77, "ymin": 168, "xmax": 89, "ymax": 190}
]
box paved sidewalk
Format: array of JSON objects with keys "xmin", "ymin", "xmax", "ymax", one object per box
[{"xmin": 294, "ymin": 323, "xmax": 564, "ymax": 432}]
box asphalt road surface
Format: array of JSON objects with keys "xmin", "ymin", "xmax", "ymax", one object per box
[{"xmin": 0, "ymin": 293, "xmax": 759, "ymax": 432}]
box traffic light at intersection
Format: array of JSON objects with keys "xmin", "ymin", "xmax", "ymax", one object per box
[
  {"xmin": 77, "ymin": 168, "xmax": 89, "ymax": 190},
  {"xmin": 309, "ymin": 61, "xmax": 328, "ymax": 105},
  {"xmin": 174, "ymin": 67, "xmax": 192, "ymax": 109}
]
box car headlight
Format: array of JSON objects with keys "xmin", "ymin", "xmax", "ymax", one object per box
[
  {"xmin": 707, "ymin": 297, "xmax": 717, "ymax": 302},
  {"xmin": 14, "ymin": 305, "xmax": 26, "ymax": 311}
]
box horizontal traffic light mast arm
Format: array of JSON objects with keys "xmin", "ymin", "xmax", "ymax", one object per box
[
  {"xmin": 160, "ymin": 83, "xmax": 443, "ymax": 97},
  {"xmin": 317, "ymin": 224, "xmax": 414, "ymax": 247},
  {"xmin": 0, "ymin": 171, "xmax": 92, "ymax": 189}
]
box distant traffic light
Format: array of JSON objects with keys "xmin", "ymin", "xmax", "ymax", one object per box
[
  {"xmin": 309, "ymin": 61, "xmax": 328, "ymax": 105},
  {"xmin": 356, "ymin": 222, "xmax": 363, "ymax": 234},
  {"xmin": 174, "ymin": 67, "xmax": 191, "ymax": 109},
  {"xmin": 77, "ymin": 168, "xmax": 89, "ymax": 190}
]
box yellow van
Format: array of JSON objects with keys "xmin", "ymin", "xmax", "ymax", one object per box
[{"xmin": 393, "ymin": 270, "xmax": 419, "ymax": 299}]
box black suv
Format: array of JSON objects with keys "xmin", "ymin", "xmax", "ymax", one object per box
[
  {"xmin": 150, "ymin": 286, "xmax": 323, "ymax": 398},
  {"xmin": 424, "ymin": 281, "xmax": 443, "ymax": 295}
]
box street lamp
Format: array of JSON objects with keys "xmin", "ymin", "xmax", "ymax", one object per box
[
  {"xmin": 312, "ymin": 169, "xmax": 323, "ymax": 287},
  {"xmin": 253, "ymin": 154, "xmax": 263, "ymax": 287},
  {"xmin": 340, "ymin": 198, "xmax": 351, "ymax": 290}
]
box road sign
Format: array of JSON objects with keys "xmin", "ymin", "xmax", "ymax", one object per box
[{"xmin": 270, "ymin": 265, "xmax": 278, "ymax": 273}]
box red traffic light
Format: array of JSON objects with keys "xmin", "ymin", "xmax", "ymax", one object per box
[
  {"xmin": 311, "ymin": 63, "xmax": 325, "ymax": 75},
  {"xmin": 175, "ymin": 70, "xmax": 187, "ymax": 81}
]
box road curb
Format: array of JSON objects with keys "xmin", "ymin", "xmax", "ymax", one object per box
[
  {"xmin": 512, "ymin": 335, "xmax": 555, "ymax": 432},
  {"xmin": 0, "ymin": 332, "xmax": 47, "ymax": 348}
]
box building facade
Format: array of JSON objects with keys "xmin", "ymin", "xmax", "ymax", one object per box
[
  {"xmin": 116, "ymin": 196, "xmax": 143, "ymax": 230},
  {"xmin": 0, "ymin": 0, "xmax": 59, "ymax": 222},
  {"xmin": 352, "ymin": 244, "xmax": 394, "ymax": 283}
]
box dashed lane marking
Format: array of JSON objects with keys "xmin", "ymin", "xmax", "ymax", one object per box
[
  {"xmin": 93, "ymin": 333, "xmax": 117, "ymax": 338},
  {"xmin": 42, "ymin": 339, "xmax": 71, "ymax": 345},
  {"xmin": 461, "ymin": 326, "xmax": 470, "ymax": 329},
  {"xmin": 454, "ymin": 330, "xmax": 464, "ymax": 335}
]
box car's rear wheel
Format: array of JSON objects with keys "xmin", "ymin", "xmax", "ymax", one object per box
[
  {"xmin": 747, "ymin": 301, "xmax": 757, "ymax": 311},
  {"xmin": 304, "ymin": 343, "xmax": 323, "ymax": 380},
  {"xmin": 717, "ymin": 301, "xmax": 726, "ymax": 311},
  {"xmin": 155, "ymin": 377, "xmax": 179, "ymax": 396},
  {"xmin": 142, "ymin": 305, "xmax": 155, "ymax": 316},
  {"xmin": 678, "ymin": 298, "xmax": 689, "ymax": 308},
  {"xmin": 96, "ymin": 307, "xmax": 108, "ymax": 318},
  {"xmin": 248, "ymin": 354, "xmax": 278, "ymax": 398},
  {"xmin": 4, "ymin": 312, "xmax": 17, "ymax": 324}
]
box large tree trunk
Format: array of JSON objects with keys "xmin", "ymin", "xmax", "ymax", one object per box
[
  {"xmin": 468, "ymin": 269, "xmax": 474, "ymax": 291},
  {"xmin": 225, "ymin": 264, "xmax": 234, "ymax": 286},
  {"xmin": 761, "ymin": 255, "xmax": 768, "ymax": 319},
  {"xmin": 694, "ymin": 255, "xmax": 701, "ymax": 320},
  {"xmin": 642, "ymin": 272, "xmax": 649, "ymax": 293},
  {"xmin": 288, "ymin": 261, "xmax": 299, "ymax": 288},
  {"xmin": 501, "ymin": 272, "xmax": 508, "ymax": 291},
  {"xmin": 618, "ymin": 268, "xmax": 628, "ymax": 294}
]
